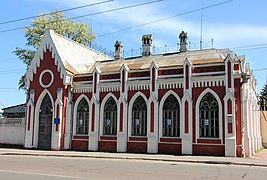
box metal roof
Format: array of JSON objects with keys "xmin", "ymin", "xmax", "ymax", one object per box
[
  {"xmin": 49, "ymin": 30, "xmax": 113, "ymax": 74},
  {"xmin": 43, "ymin": 30, "xmax": 239, "ymax": 75},
  {"xmin": 93, "ymin": 48, "xmax": 237, "ymax": 73}
]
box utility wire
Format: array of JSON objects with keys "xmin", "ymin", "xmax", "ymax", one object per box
[
  {"xmin": 0, "ymin": 0, "xmax": 235, "ymax": 62},
  {"xmin": 0, "ymin": 0, "xmax": 163, "ymax": 34},
  {"xmin": 96, "ymin": 0, "xmax": 234, "ymax": 38},
  {"xmin": 0, "ymin": 102, "xmax": 6, "ymax": 108},
  {"xmin": 0, "ymin": 0, "xmax": 114, "ymax": 25}
]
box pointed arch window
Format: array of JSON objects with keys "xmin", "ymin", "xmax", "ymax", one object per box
[
  {"xmin": 163, "ymin": 94, "xmax": 180, "ymax": 137},
  {"xmin": 76, "ymin": 98, "xmax": 89, "ymax": 134},
  {"xmin": 199, "ymin": 93, "xmax": 219, "ymax": 138},
  {"xmin": 132, "ymin": 96, "xmax": 147, "ymax": 136},
  {"xmin": 103, "ymin": 97, "xmax": 117, "ymax": 135}
]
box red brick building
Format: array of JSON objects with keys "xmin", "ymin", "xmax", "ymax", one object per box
[{"xmin": 24, "ymin": 29, "xmax": 262, "ymax": 157}]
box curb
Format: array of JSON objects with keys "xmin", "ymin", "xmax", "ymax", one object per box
[{"xmin": 1, "ymin": 152, "xmax": 267, "ymax": 168}]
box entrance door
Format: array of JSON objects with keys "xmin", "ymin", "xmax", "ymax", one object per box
[{"xmin": 38, "ymin": 94, "xmax": 53, "ymax": 150}]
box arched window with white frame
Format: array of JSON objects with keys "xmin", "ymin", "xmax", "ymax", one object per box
[
  {"xmin": 163, "ymin": 94, "xmax": 180, "ymax": 137},
  {"xmin": 103, "ymin": 97, "xmax": 117, "ymax": 135},
  {"xmin": 199, "ymin": 93, "xmax": 219, "ymax": 138},
  {"xmin": 76, "ymin": 98, "xmax": 89, "ymax": 134},
  {"xmin": 132, "ymin": 96, "xmax": 147, "ymax": 136}
]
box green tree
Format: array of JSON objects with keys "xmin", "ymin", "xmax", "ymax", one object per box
[
  {"xmin": 260, "ymin": 83, "xmax": 267, "ymax": 111},
  {"xmin": 14, "ymin": 10, "xmax": 96, "ymax": 90}
]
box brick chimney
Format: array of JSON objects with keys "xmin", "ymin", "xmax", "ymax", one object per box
[
  {"xmin": 179, "ymin": 31, "xmax": 189, "ymax": 52},
  {"xmin": 114, "ymin": 40, "xmax": 123, "ymax": 60},
  {"xmin": 142, "ymin": 34, "xmax": 152, "ymax": 56}
]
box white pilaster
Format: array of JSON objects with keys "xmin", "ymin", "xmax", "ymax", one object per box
[
  {"xmin": 117, "ymin": 64, "xmax": 129, "ymax": 152},
  {"xmin": 24, "ymin": 89, "xmax": 35, "ymax": 148},
  {"xmin": 117, "ymin": 98, "xmax": 128, "ymax": 152},
  {"xmin": 147, "ymin": 62, "xmax": 159, "ymax": 153},
  {"xmin": 64, "ymin": 88, "xmax": 73, "ymax": 149},
  {"xmin": 51, "ymin": 88, "xmax": 63, "ymax": 150},
  {"xmin": 224, "ymin": 54, "xmax": 236, "ymax": 157},
  {"xmin": 182, "ymin": 58, "xmax": 193, "ymax": 155},
  {"xmin": 147, "ymin": 96, "xmax": 158, "ymax": 153},
  {"xmin": 89, "ymin": 67, "xmax": 101, "ymax": 151},
  {"xmin": 89, "ymin": 98, "xmax": 100, "ymax": 151}
]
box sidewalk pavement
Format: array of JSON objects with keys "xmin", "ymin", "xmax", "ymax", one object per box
[{"xmin": 0, "ymin": 147, "xmax": 267, "ymax": 167}]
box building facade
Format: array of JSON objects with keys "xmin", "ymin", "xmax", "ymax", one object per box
[{"xmin": 24, "ymin": 29, "xmax": 262, "ymax": 157}]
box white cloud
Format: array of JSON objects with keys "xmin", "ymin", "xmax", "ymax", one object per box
[{"xmin": 31, "ymin": 0, "xmax": 267, "ymax": 50}]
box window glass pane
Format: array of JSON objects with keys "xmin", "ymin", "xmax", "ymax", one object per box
[
  {"xmin": 199, "ymin": 93, "xmax": 219, "ymax": 138},
  {"xmin": 103, "ymin": 97, "xmax": 117, "ymax": 135},
  {"xmin": 76, "ymin": 98, "xmax": 89, "ymax": 134},
  {"xmin": 132, "ymin": 96, "xmax": 147, "ymax": 136},
  {"xmin": 162, "ymin": 94, "xmax": 180, "ymax": 137}
]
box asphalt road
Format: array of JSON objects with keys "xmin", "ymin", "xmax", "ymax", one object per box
[{"xmin": 0, "ymin": 155, "xmax": 266, "ymax": 180}]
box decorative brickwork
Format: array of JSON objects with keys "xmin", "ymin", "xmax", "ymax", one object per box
[
  {"xmin": 73, "ymin": 76, "xmax": 93, "ymax": 82},
  {"xmin": 192, "ymin": 65, "xmax": 225, "ymax": 73},
  {"xmin": 100, "ymin": 73, "xmax": 120, "ymax": 80},
  {"xmin": 158, "ymin": 68, "xmax": 183, "ymax": 76},
  {"xmin": 128, "ymin": 71, "xmax": 150, "ymax": 78}
]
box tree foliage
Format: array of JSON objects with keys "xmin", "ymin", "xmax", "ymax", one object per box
[
  {"xmin": 14, "ymin": 10, "xmax": 96, "ymax": 90},
  {"xmin": 260, "ymin": 83, "xmax": 267, "ymax": 110}
]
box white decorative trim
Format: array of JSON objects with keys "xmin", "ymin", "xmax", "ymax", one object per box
[
  {"xmin": 73, "ymin": 94, "xmax": 90, "ymax": 136},
  {"xmin": 128, "ymin": 91, "xmax": 148, "ymax": 138},
  {"xmin": 192, "ymin": 80, "xmax": 225, "ymax": 88},
  {"xmin": 100, "ymin": 79, "xmax": 120, "ymax": 83},
  {"xmin": 150, "ymin": 61, "xmax": 159, "ymax": 99},
  {"xmin": 195, "ymin": 88, "xmax": 223, "ymax": 142},
  {"xmin": 73, "ymin": 84, "xmax": 93, "ymax": 93},
  {"xmin": 39, "ymin": 69, "xmax": 54, "ymax": 88},
  {"xmin": 127, "ymin": 80, "xmax": 150, "ymax": 91},
  {"xmin": 192, "ymin": 71, "xmax": 225, "ymax": 76},
  {"xmin": 225, "ymin": 54, "xmax": 234, "ymax": 92},
  {"xmin": 158, "ymin": 74, "xmax": 183, "ymax": 79},
  {"xmin": 120, "ymin": 64, "xmax": 129, "ymax": 101},
  {"xmin": 158, "ymin": 82, "xmax": 183, "ymax": 89},
  {"xmin": 25, "ymin": 30, "xmax": 70, "ymax": 89},
  {"xmin": 73, "ymin": 88, "xmax": 92, "ymax": 93},
  {"xmin": 192, "ymin": 63, "xmax": 224, "ymax": 67},
  {"xmin": 128, "ymin": 77, "xmax": 150, "ymax": 81},
  {"xmin": 99, "ymin": 82, "xmax": 120, "ymax": 92},
  {"xmin": 159, "ymin": 90, "xmax": 182, "ymax": 138},
  {"xmin": 33, "ymin": 89, "xmax": 55, "ymax": 148},
  {"xmin": 183, "ymin": 57, "xmax": 192, "ymax": 96},
  {"xmin": 99, "ymin": 93, "xmax": 118, "ymax": 137}
]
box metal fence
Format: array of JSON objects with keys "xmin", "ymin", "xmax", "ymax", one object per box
[
  {"xmin": 90, "ymin": 40, "xmax": 214, "ymax": 59},
  {"xmin": 0, "ymin": 118, "xmax": 24, "ymax": 126}
]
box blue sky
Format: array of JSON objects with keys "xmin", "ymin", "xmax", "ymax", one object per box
[{"xmin": 0, "ymin": 0, "xmax": 266, "ymax": 108}]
